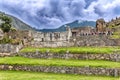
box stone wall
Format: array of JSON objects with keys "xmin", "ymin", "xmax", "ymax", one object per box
[
  {"xmin": 72, "ymin": 35, "xmax": 119, "ymax": 46},
  {"xmin": 30, "ymin": 41, "xmax": 73, "ymax": 47},
  {"xmin": 31, "ymin": 29, "xmax": 72, "ymax": 47},
  {"xmin": 0, "ymin": 64, "xmax": 119, "ymax": 77},
  {"xmin": 8, "ymin": 30, "xmax": 33, "ymax": 46},
  {"xmin": 32, "ymin": 31, "xmax": 68, "ymax": 42},
  {"xmin": 0, "ymin": 44, "xmax": 23, "ymax": 54},
  {"xmin": 31, "ymin": 31, "xmax": 120, "ymax": 47},
  {"xmin": 19, "ymin": 52, "xmax": 120, "ymax": 62}
]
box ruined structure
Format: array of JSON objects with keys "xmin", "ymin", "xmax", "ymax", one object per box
[
  {"xmin": 0, "ymin": 16, "xmax": 120, "ymax": 48},
  {"xmin": 96, "ymin": 18, "xmax": 106, "ymax": 33},
  {"xmin": 71, "ymin": 26, "xmax": 95, "ymax": 37},
  {"xmin": 31, "ymin": 28, "xmax": 73, "ymax": 47},
  {"xmin": 8, "ymin": 30, "xmax": 33, "ymax": 46},
  {"xmin": 29, "ymin": 17, "xmax": 120, "ymax": 47}
]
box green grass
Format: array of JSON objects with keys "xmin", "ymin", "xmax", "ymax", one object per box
[
  {"xmin": 20, "ymin": 47, "xmax": 120, "ymax": 54},
  {"xmin": 0, "ymin": 71, "xmax": 119, "ymax": 80},
  {"xmin": 0, "ymin": 57, "xmax": 120, "ymax": 68}
]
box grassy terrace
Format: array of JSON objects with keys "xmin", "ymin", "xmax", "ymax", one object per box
[
  {"xmin": 20, "ymin": 47, "xmax": 120, "ymax": 54},
  {"xmin": 0, "ymin": 57, "xmax": 120, "ymax": 68},
  {"xmin": 0, "ymin": 71, "xmax": 120, "ymax": 80}
]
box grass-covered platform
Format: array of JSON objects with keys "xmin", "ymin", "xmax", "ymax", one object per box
[
  {"xmin": 20, "ymin": 47, "xmax": 120, "ymax": 54},
  {"xmin": 0, "ymin": 57, "xmax": 120, "ymax": 68},
  {"xmin": 2, "ymin": 47, "xmax": 120, "ymax": 79},
  {"xmin": 0, "ymin": 71, "xmax": 119, "ymax": 80}
]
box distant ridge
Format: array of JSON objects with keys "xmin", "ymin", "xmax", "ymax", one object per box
[{"xmin": 39, "ymin": 20, "xmax": 96, "ymax": 32}]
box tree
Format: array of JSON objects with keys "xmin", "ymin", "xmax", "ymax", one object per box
[
  {"xmin": 1, "ymin": 23, "xmax": 11, "ymax": 33},
  {"xmin": 2, "ymin": 16, "xmax": 12, "ymax": 24},
  {"xmin": 0, "ymin": 15, "xmax": 12, "ymax": 33}
]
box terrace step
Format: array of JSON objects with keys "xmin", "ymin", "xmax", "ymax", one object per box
[
  {"xmin": 19, "ymin": 47, "xmax": 120, "ymax": 61},
  {"xmin": 0, "ymin": 71, "xmax": 120, "ymax": 80},
  {"xmin": 1, "ymin": 57, "xmax": 120, "ymax": 68},
  {"xmin": 0, "ymin": 57, "xmax": 120, "ymax": 77},
  {"xmin": 19, "ymin": 52, "xmax": 120, "ymax": 62}
]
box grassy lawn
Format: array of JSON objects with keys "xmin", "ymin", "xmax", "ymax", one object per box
[
  {"xmin": 0, "ymin": 57, "xmax": 120, "ymax": 68},
  {"xmin": 0, "ymin": 71, "xmax": 120, "ymax": 80},
  {"xmin": 20, "ymin": 47, "xmax": 120, "ymax": 54}
]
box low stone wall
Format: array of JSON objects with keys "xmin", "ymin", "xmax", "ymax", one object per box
[
  {"xmin": 19, "ymin": 52, "xmax": 120, "ymax": 62},
  {"xmin": 0, "ymin": 44, "xmax": 23, "ymax": 54},
  {"xmin": 72, "ymin": 35, "xmax": 118, "ymax": 46},
  {"xmin": 30, "ymin": 41, "xmax": 73, "ymax": 48},
  {"xmin": 0, "ymin": 64, "xmax": 119, "ymax": 77}
]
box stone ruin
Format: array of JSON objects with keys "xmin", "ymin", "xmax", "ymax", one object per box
[
  {"xmin": 30, "ymin": 18, "xmax": 120, "ymax": 47},
  {"xmin": 0, "ymin": 17, "xmax": 120, "ymax": 49},
  {"xmin": 30, "ymin": 28, "xmax": 73, "ymax": 47},
  {"xmin": 96, "ymin": 18, "xmax": 106, "ymax": 33}
]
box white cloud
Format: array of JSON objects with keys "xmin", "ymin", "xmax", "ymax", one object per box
[
  {"xmin": 84, "ymin": 0, "xmax": 120, "ymax": 21},
  {"xmin": 1, "ymin": 0, "xmax": 120, "ymax": 28}
]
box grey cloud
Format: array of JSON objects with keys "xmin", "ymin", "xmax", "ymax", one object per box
[{"xmin": 0, "ymin": 0, "xmax": 120, "ymax": 29}]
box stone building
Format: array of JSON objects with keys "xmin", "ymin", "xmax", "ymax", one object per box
[
  {"xmin": 8, "ymin": 30, "xmax": 33, "ymax": 46},
  {"xmin": 33, "ymin": 31, "xmax": 68, "ymax": 42},
  {"xmin": 71, "ymin": 26, "xmax": 95, "ymax": 37},
  {"xmin": 31, "ymin": 28, "xmax": 73, "ymax": 47}
]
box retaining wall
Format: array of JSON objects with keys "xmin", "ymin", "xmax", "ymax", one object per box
[
  {"xmin": 0, "ymin": 64, "xmax": 119, "ymax": 77},
  {"xmin": 0, "ymin": 44, "xmax": 23, "ymax": 54},
  {"xmin": 19, "ymin": 52, "xmax": 120, "ymax": 62}
]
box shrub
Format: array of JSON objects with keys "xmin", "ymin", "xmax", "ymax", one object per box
[{"xmin": 0, "ymin": 37, "xmax": 12, "ymax": 44}]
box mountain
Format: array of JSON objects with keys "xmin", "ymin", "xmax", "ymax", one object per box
[
  {"xmin": 0, "ymin": 12, "xmax": 34, "ymax": 31},
  {"xmin": 39, "ymin": 20, "xmax": 96, "ymax": 32}
]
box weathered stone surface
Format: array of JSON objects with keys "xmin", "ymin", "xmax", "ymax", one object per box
[
  {"xmin": 96, "ymin": 19, "xmax": 106, "ymax": 33},
  {"xmin": 0, "ymin": 44, "xmax": 23, "ymax": 56},
  {"xmin": 73, "ymin": 35, "xmax": 117, "ymax": 46},
  {"xmin": 19, "ymin": 52, "xmax": 120, "ymax": 62},
  {"xmin": 0, "ymin": 64, "xmax": 119, "ymax": 77}
]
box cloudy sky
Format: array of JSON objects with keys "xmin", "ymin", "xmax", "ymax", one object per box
[{"xmin": 0, "ymin": 0, "xmax": 120, "ymax": 29}]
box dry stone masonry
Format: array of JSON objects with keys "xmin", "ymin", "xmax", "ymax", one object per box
[
  {"xmin": 19, "ymin": 52, "xmax": 120, "ymax": 62},
  {"xmin": 0, "ymin": 44, "xmax": 23, "ymax": 56},
  {"xmin": 0, "ymin": 64, "xmax": 120, "ymax": 77}
]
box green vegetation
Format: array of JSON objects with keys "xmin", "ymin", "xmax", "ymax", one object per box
[
  {"xmin": 0, "ymin": 15, "xmax": 12, "ymax": 33},
  {"xmin": 0, "ymin": 71, "xmax": 119, "ymax": 80},
  {"xmin": 0, "ymin": 36, "xmax": 21, "ymax": 44},
  {"xmin": 0, "ymin": 57, "xmax": 120, "ymax": 68},
  {"xmin": 111, "ymin": 31, "xmax": 120, "ymax": 39},
  {"xmin": 20, "ymin": 47, "xmax": 120, "ymax": 54},
  {"xmin": 0, "ymin": 36, "xmax": 12, "ymax": 44},
  {"xmin": 1, "ymin": 23, "xmax": 11, "ymax": 33}
]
